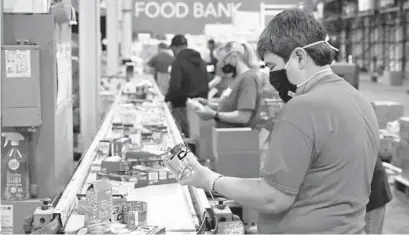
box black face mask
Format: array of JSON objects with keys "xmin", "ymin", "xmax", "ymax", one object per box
[
  {"xmin": 221, "ymin": 64, "xmax": 237, "ymax": 77},
  {"xmin": 269, "ymin": 69, "xmax": 297, "ymax": 103}
]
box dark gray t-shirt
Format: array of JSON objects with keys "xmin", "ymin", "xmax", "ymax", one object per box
[
  {"xmin": 217, "ymin": 69, "xmax": 261, "ymax": 128},
  {"xmin": 259, "ymin": 74, "xmax": 379, "ymax": 234}
]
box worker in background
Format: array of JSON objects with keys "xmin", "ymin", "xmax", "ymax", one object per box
[
  {"xmin": 365, "ymin": 157, "xmax": 393, "ymax": 234},
  {"xmin": 207, "ymin": 59, "xmax": 234, "ymax": 99},
  {"xmin": 166, "ymin": 34, "xmax": 209, "ymax": 137},
  {"xmin": 193, "ymin": 41, "xmax": 262, "ymax": 128},
  {"xmin": 146, "ymin": 42, "xmax": 174, "ymax": 82},
  {"xmin": 177, "ymin": 8, "xmax": 379, "ymax": 234},
  {"xmin": 207, "ymin": 39, "xmax": 218, "ymax": 81}
]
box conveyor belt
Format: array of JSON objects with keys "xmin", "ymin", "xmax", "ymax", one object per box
[{"xmin": 52, "ymin": 75, "xmax": 208, "ymax": 234}]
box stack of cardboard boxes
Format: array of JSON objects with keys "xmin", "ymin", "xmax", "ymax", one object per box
[
  {"xmin": 212, "ymin": 128, "xmax": 261, "ymax": 227},
  {"xmin": 371, "ymin": 101, "xmax": 404, "ymax": 162},
  {"xmin": 399, "ymin": 117, "xmax": 409, "ymax": 180}
]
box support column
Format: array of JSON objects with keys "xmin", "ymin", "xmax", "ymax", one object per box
[
  {"xmin": 400, "ymin": 0, "xmax": 407, "ymax": 76},
  {"xmin": 122, "ymin": 0, "xmax": 133, "ymax": 61},
  {"xmin": 79, "ymin": 0, "xmax": 100, "ymax": 150},
  {"xmin": 107, "ymin": 0, "xmax": 119, "ymax": 76},
  {"xmin": 0, "ymin": 0, "xmax": 3, "ymax": 162}
]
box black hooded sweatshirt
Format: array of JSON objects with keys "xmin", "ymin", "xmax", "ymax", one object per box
[{"xmin": 165, "ymin": 49, "xmax": 209, "ymax": 108}]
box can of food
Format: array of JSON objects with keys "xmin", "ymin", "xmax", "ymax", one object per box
[{"xmin": 163, "ymin": 144, "xmax": 194, "ymax": 180}]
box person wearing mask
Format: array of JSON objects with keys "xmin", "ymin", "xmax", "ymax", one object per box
[
  {"xmin": 365, "ymin": 157, "xmax": 393, "ymax": 234},
  {"xmin": 147, "ymin": 42, "xmax": 174, "ymax": 83},
  {"xmin": 176, "ymin": 8, "xmax": 379, "ymax": 234},
  {"xmin": 207, "ymin": 59, "xmax": 235, "ymax": 99},
  {"xmin": 193, "ymin": 41, "xmax": 262, "ymax": 128},
  {"xmin": 166, "ymin": 34, "xmax": 209, "ymax": 137}
]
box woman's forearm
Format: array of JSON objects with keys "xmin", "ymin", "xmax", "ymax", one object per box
[
  {"xmin": 217, "ymin": 110, "xmax": 251, "ymax": 124},
  {"xmin": 209, "ymin": 76, "xmax": 222, "ymax": 89}
]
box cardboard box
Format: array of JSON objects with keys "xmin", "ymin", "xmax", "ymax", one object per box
[
  {"xmin": 394, "ymin": 139, "xmax": 409, "ymax": 168},
  {"xmin": 214, "ymin": 150, "xmax": 261, "ymax": 178},
  {"xmin": 379, "ymin": 133, "xmax": 395, "ymax": 158},
  {"xmin": 402, "ymin": 158, "xmax": 409, "ymax": 181},
  {"xmin": 84, "ymin": 180, "xmax": 113, "ymax": 224},
  {"xmin": 212, "ymin": 127, "xmax": 259, "ymax": 154},
  {"xmin": 399, "ymin": 117, "xmax": 409, "ymax": 140},
  {"xmin": 371, "ymin": 101, "xmax": 404, "ymax": 129},
  {"xmin": 101, "ymin": 156, "xmax": 122, "ymax": 173},
  {"xmin": 123, "ymin": 201, "xmax": 148, "ymax": 226}
]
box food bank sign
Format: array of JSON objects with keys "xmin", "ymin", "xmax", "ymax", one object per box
[
  {"xmin": 135, "ymin": 1, "xmax": 242, "ymax": 19},
  {"xmin": 133, "ymin": 0, "xmax": 244, "ymax": 35}
]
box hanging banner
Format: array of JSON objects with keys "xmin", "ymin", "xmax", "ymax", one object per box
[{"xmin": 132, "ymin": 0, "xmax": 300, "ymax": 35}]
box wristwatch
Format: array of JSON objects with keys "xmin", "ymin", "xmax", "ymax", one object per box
[{"xmin": 214, "ymin": 111, "xmax": 220, "ymax": 122}]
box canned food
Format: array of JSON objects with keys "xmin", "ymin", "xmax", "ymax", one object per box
[{"xmin": 163, "ymin": 144, "xmax": 194, "ymax": 180}]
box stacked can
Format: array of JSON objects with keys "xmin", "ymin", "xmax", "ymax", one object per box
[{"xmin": 163, "ymin": 144, "xmax": 194, "ymax": 180}]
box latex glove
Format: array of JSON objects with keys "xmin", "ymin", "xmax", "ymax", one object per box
[
  {"xmin": 178, "ymin": 152, "xmax": 221, "ymax": 191},
  {"xmin": 167, "ymin": 102, "xmax": 172, "ymax": 110},
  {"xmin": 193, "ymin": 97, "xmax": 209, "ymax": 106},
  {"xmin": 197, "ymin": 105, "xmax": 217, "ymax": 121}
]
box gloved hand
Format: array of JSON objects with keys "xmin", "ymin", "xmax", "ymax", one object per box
[{"xmin": 177, "ymin": 152, "xmax": 221, "ymax": 192}]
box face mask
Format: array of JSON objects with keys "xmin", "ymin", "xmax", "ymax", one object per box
[
  {"xmin": 221, "ymin": 64, "xmax": 237, "ymax": 77},
  {"xmin": 269, "ymin": 69, "xmax": 297, "ymax": 103},
  {"xmin": 269, "ymin": 40, "xmax": 338, "ymax": 103}
]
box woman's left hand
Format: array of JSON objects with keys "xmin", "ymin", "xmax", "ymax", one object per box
[
  {"xmin": 197, "ymin": 105, "xmax": 217, "ymax": 121},
  {"xmin": 178, "ymin": 152, "xmax": 221, "ymax": 191}
]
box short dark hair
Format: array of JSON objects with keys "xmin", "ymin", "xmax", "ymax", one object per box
[
  {"xmin": 170, "ymin": 34, "xmax": 188, "ymax": 47},
  {"xmin": 208, "ymin": 39, "xmax": 215, "ymax": 45},
  {"xmin": 257, "ymin": 8, "xmax": 334, "ymax": 66}
]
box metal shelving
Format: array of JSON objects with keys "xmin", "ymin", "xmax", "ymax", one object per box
[{"xmin": 323, "ymin": 0, "xmax": 408, "ymax": 75}]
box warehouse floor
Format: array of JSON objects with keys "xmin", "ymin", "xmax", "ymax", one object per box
[{"xmin": 359, "ymin": 73, "xmax": 409, "ymax": 233}]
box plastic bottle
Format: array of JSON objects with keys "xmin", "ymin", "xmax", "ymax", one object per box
[{"xmin": 1, "ymin": 132, "xmax": 30, "ymax": 200}]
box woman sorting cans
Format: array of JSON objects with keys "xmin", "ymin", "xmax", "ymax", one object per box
[
  {"xmin": 193, "ymin": 41, "xmax": 263, "ymax": 128},
  {"xmin": 175, "ymin": 8, "xmax": 380, "ymax": 234}
]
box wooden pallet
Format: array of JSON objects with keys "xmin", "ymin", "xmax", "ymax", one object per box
[{"xmin": 395, "ymin": 175, "xmax": 409, "ymax": 197}]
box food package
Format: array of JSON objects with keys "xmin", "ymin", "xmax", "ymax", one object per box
[
  {"xmin": 111, "ymin": 195, "xmax": 126, "ymax": 223},
  {"xmin": 371, "ymin": 101, "xmax": 404, "ymax": 129},
  {"xmin": 187, "ymin": 98, "xmax": 206, "ymax": 112},
  {"xmin": 77, "ymin": 222, "xmax": 166, "ymax": 235},
  {"xmin": 84, "ymin": 180, "xmax": 113, "ymax": 225},
  {"xmin": 133, "ymin": 165, "xmax": 177, "ymax": 185},
  {"xmin": 123, "ymin": 201, "xmax": 148, "ymax": 226}
]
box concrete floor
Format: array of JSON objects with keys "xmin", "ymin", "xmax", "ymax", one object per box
[{"xmin": 359, "ymin": 73, "xmax": 409, "ymax": 234}]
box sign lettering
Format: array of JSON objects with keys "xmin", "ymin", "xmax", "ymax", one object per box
[
  {"xmin": 134, "ymin": 1, "xmax": 242, "ymax": 19},
  {"xmin": 131, "ymin": 0, "xmax": 300, "ymax": 34}
]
